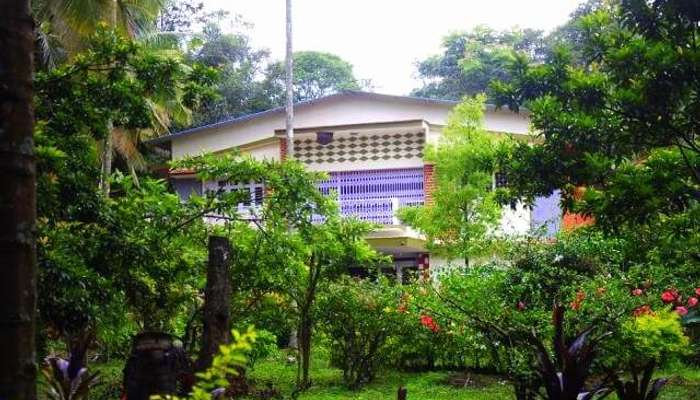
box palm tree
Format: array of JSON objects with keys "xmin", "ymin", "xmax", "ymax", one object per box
[
  {"xmin": 0, "ymin": 0, "xmax": 38, "ymax": 398},
  {"xmin": 32, "ymin": 0, "xmax": 187, "ymax": 195},
  {"xmin": 33, "ymin": 0, "xmax": 166, "ymax": 67}
]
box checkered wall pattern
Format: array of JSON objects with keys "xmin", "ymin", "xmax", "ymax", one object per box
[{"xmin": 292, "ymin": 131, "xmax": 425, "ymax": 165}]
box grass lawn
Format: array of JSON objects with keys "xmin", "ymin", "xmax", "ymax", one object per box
[{"xmin": 247, "ymin": 350, "xmax": 700, "ymax": 400}]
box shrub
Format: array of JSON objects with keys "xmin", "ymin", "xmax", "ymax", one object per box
[{"xmin": 317, "ymin": 276, "xmax": 401, "ymax": 389}]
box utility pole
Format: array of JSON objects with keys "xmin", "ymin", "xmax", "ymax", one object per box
[{"xmin": 285, "ymin": 0, "xmax": 294, "ymax": 159}]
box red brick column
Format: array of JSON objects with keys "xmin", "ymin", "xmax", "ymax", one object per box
[
  {"xmin": 279, "ymin": 138, "xmax": 288, "ymax": 161},
  {"xmin": 423, "ymin": 163, "xmax": 435, "ymax": 205}
]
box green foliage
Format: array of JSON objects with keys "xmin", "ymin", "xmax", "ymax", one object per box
[
  {"xmin": 399, "ymin": 95, "xmax": 503, "ymax": 265},
  {"xmin": 491, "ymin": 1, "xmax": 700, "ymax": 226},
  {"xmin": 246, "ymin": 329, "xmax": 278, "ymax": 370},
  {"xmin": 186, "ymin": 17, "xmax": 274, "ymax": 126},
  {"xmin": 264, "ymin": 51, "xmax": 362, "ymax": 105},
  {"xmin": 175, "ymin": 153, "xmax": 383, "ymax": 388},
  {"xmin": 623, "ymin": 310, "xmax": 689, "ymax": 363},
  {"xmin": 412, "ymin": 26, "xmax": 547, "ymax": 100},
  {"xmin": 318, "ymin": 276, "xmax": 401, "ymax": 389}
]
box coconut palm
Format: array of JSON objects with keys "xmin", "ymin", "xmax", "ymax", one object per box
[{"xmin": 32, "ymin": 0, "xmax": 196, "ymax": 194}]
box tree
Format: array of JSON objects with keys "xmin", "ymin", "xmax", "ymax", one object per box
[
  {"xmin": 155, "ymin": 0, "xmax": 206, "ymax": 33},
  {"xmin": 177, "ymin": 154, "xmax": 381, "ymax": 390},
  {"xmin": 188, "ymin": 20, "xmax": 273, "ymax": 126},
  {"xmin": 491, "ymin": 0, "xmax": 700, "ymax": 222},
  {"xmin": 399, "ymin": 95, "xmax": 502, "ymax": 266},
  {"xmin": 411, "ymin": 26, "xmax": 546, "ymax": 101},
  {"xmin": 32, "ymin": 0, "xmax": 166, "ymax": 69},
  {"xmin": 0, "ymin": 0, "xmax": 37, "ymax": 398},
  {"xmin": 33, "ymin": 28, "xmax": 216, "ymax": 357},
  {"xmin": 263, "ymin": 51, "xmax": 362, "ymax": 105},
  {"xmin": 489, "ymin": 1, "xmax": 700, "ymax": 289}
]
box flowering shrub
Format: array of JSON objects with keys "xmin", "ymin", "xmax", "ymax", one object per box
[{"xmin": 317, "ymin": 276, "xmax": 401, "ymax": 389}]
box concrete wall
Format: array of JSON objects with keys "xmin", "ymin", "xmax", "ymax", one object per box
[{"xmin": 171, "ymin": 95, "xmax": 530, "ymax": 159}]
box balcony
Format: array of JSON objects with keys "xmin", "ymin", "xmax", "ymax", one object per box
[
  {"xmin": 200, "ymin": 168, "xmax": 425, "ymax": 224},
  {"xmin": 317, "ymin": 168, "xmax": 424, "ymax": 224}
]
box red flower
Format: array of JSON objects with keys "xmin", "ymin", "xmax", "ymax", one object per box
[
  {"xmin": 661, "ymin": 290, "xmax": 677, "ymax": 304},
  {"xmin": 633, "ymin": 304, "xmax": 653, "ymax": 317},
  {"xmin": 695, "ymin": 288, "xmax": 700, "ymax": 297},
  {"xmin": 517, "ymin": 301, "xmax": 526, "ymax": 311},
  {"xmin": 420, "ymin": 315, "xmax": 439, "ymax": 333},
  {"xmin": 688, "ymin": 297, "xmax": 698, "ymax": 308},
  {"xmin": 570, "ymin": 290, "xmax": 586, "ymax": 311},
  {"xmin": 632, "ymin": 288, "xmax": 643, "ymax": 296},
  {"xmin": 675, "ymin": 306, "xmax": 688, "ymax": 316}
]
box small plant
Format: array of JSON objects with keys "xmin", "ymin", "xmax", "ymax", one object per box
[
  {"xmin": 42, "ymin": 339, "xmax": 100, "ymax": 400},
  {"xmin": 609, "ymin": 361, "xmax": 667, "ymax": 400},
  {"xmin": 318, "ymin": 276, "xmax": 401, "ymax": 389},
  {"xmin": 527, "ymin": 305, "xmax": 610, "ymax": 400}
]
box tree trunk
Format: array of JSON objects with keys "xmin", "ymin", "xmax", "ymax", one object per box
[
  {"xmin": 99, "ymin": 127, "xmax": 113, "ymax": 196},
  {"xmin": 298, "ymin": 316, "xmax": 312, "ymax": 389},
  {"xmin": 124, "ymin": 332, "xmax": 181, "ymax": 400},
  {"xmin": 196, "ymin": 236, "xmax": 233, "ymax": 371},
  {"xmin": 0, "ymin": 0, "xmax": 38, "ymax": 398}
]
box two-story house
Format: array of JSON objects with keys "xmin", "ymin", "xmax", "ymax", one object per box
[{"xmin": 151, "ymin": 91, "xmax": 562, "ymax": 280}]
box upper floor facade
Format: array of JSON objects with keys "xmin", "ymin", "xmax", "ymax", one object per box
[{"xmin": 155, "ymin": 91, "xmax": 562, "ymax": 262}]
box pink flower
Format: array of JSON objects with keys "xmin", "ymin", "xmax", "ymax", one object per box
[
  {"xmin": 696, "ymin": 288, "xmax": 700, "ymax": 297},
  {"xmin": 517, "ymin": 301, "xmax": 526, "ymax": 311},
  {"xmin": 661, "ymin": 290, "xmax": 677, "ymax": 304},
  {"xmin": 688, "ymin": 297, "xmax": 698, "ymax": 308},
  {"xmin": 632, "ymin": 288, "xmax": 643, "ymax": 296},
  {"xmin": 675, "ymin": 306, "xmax": 688, "ymax": 316}
]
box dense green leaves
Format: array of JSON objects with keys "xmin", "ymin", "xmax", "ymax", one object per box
[{"xmin": 399, "ymin": 96, "xmax": 503, "ymax": 265}]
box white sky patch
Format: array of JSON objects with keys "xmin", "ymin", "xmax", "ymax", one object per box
[{"xmin": 203, "ymin": 0, "xmax": 582, "ymax": 95}]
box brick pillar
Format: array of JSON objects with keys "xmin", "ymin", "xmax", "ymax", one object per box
[
  {"xmin": 417, "ymin": 253, "xmax": 430, "ymax": 281},
  {"xmin": 423, "ymin": 163, "xmax": 435, "ymax": 205},
  {"xmin": 279, "ymin": 138, "xmax": 288, "ymax": 161}
]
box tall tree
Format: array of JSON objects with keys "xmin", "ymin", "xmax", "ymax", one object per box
[
  {"xmin": 411, "ymin": 26, "xmax": 546, "ymax": 101},
  {"xmin": 0, "ymin": 0, "xmax": 37, "ymax": 398},
  {"xmin": 399, "ymin": 95, "xmax": 502, "ymax": 266},
  {"xmin": 263, "ymin": 51, "xmax": 362, "ymax": 105},
  {"xmin": 188, "ymin": 20, "xmax": 272, "ymax": 126}
]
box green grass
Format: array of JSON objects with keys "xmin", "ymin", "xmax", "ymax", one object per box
[
  {"xmin": 247, "ymin": 351, "xmax": 700, "ymax": 400},
  {"xmin": 42, "ymin": 351, "xmax": 699, "ymax": 399},
  {"xmin": 248, "ymin": 351, "xmax": 512, "ymax": 399}
]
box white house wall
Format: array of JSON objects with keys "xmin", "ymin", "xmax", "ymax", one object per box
[{"xmin": 170, "ymin": 95, "xmax": 530, "ymax": 160}]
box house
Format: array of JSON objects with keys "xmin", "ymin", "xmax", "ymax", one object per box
[{"xmin": 151, "ymin": 91, "xmax": 562, "ymax": 280}]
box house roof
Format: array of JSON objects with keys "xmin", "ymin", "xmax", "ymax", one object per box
[{"xmin": 148, "ymin": 90, "xmax": 517, "ymax": 145}]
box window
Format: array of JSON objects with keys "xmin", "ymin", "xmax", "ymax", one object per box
[{"xmin": 206, "ymin": 181, "xmax": 265, "ymax": 207}]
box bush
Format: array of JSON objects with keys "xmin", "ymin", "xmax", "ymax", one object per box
[{"xmin": 317, "ymin": 276, "xmax": 401, "ymax": 389}]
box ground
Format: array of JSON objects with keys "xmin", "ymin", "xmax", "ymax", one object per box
[
  {"xmin": 245, "ymin": 349, "xmax": 700, "ymax": 400},
  {"xmin": 79, "ymin": 349, "xmax": 700, "ymax": 399}
]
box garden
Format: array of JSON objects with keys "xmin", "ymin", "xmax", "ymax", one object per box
[{"xmin": 2, "ymin": 0, "xmax": 700, "ymax": 399}]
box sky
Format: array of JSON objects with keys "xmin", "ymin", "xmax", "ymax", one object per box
[{"xmin": 204, "ymin": 0, "xmax": 583, "ymax": 95}]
